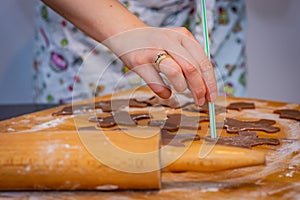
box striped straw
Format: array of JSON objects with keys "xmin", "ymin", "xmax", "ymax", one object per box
[{"xmin": 201, "ymin": 0, "xmax": 217, "ymax": 139}]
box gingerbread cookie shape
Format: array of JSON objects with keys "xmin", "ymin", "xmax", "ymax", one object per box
[
  {"xmin": 53, "ymin": 98, "xmax": 149, "ymax": 115},
  {"xmin": 148, "ymin": 114, "xmax": 209, "ymax": 131},
  {"xmin": 97, "ymin": 98, "xmax": 149, "ymax": 112},
  {"xmin": 143, "ymin": 94, "xmax": 193, "ymax": 109},
  {"xmin": 226, "ymin": 102, "xmax": 255, "ymax": 111},
  {"xmin": 224, "ymin": 118, "xmax": 280, "ymax": 133},
  {"xmin": 182, "ymin": 102, "xmax": 227, "ymax": 115},
  {"xmin": 205, "ymin": 131, "xmax": 280, "ymax": 149},
  {"xmin": 274, "ymin": 109, "xmax": 300, "ymax": 121},
  {"xmin": 161, "ymin": 130, "xmax": 200, "ymax": 147},
  {"xmin": 90, "ymin": 111, "xmax": 151, "ymax": 128}
]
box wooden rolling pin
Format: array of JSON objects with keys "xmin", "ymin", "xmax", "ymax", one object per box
[
  {"xmin": 0, "ymin": 130, "xmax": 161, "ymax": 190},
  {"xmin": 0, "ymin": 128, "xmax": 265, "ymax": 190},
  {"xmin": 162, "ymin": 143, "xmax": 265, "ymax": 172}
]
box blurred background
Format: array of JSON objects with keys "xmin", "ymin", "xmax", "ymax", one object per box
[{"xmin": 0, "ymin": 0, "xmax": 299, "ymax": 104}]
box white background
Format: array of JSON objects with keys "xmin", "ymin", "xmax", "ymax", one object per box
[{"xmin": 0, "ymin": 0, "xmax": 299, "ymax": 104}]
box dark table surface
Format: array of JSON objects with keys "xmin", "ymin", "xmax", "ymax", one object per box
[{"xmin": 0, "ymin": 104, "xmax": 59, "ymax": 121}]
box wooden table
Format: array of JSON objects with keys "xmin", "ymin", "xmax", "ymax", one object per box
[{"xmin": 0, "ymin": 87, "xmax": 299, "ymax": 199}]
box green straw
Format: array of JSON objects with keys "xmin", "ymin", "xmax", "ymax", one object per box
[{"xmin": 201, "ymin": 0, "xmax": 217, "ymax": 139}]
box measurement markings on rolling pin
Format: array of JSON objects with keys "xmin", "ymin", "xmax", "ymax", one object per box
[
  {"xmin": 0, "ymin": 155, "xmax": 145, "ymax": 170},
  {"xmin": 0, "ymin": 156, "xmax": 32, "ymax": 167}
]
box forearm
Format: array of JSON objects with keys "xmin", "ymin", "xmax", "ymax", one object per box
[
  {"xmin": 42, "ymin": 0, "xmax": 147, "ymax": 42},
  {"xmin": 41, "ymin": 0, "xmax": 217, "ymax": 103}
]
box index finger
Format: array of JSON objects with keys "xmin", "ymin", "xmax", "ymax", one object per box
[
  {"xmin": 167, "ymin": 50, "xmax": 206, "ymax": 105},
  {"xmin": 180, "ymin": 34, "xmax": 217, "ymax": 102}
]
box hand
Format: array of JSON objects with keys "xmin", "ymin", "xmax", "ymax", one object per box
[
  {"xmin": 103, "ymin": 27, "xmax": 217, "ymax": 105},
  {"xmin": 41, "ymin": 1, "xmax": 216, "ymax": 104}
]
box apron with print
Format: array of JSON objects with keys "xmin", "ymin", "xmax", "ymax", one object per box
[{"xmin": 33, "ymin": 0, "xmax": 246, "ymax": 103}]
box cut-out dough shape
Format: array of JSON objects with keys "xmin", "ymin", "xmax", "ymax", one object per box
[
  {"xmin": 226, "ymin": 102, "xmax": 255, "ymax": 111},
  {"xmin": 90, "ymin": 111, "xmax": 151, "ymax": 128},
  {"xmin": 224, "ymin": 118, "xmax": 280, "ymax": 133},
  {"xmin": 52, "ymin": 98, "xmax": 149, "ymax": 115},
  {"xmin": 205, "ymin": 131, "xmax": 280, "ymax": 148},
  {"xmin": 161, "ymin": 130, "xmax": 200, "ymax": 147},
  {"xmin": 98, "ymin": 99, "xmax": 149, "ymax": 112},
  {"xmin": 148, "ymin": 114, "xmax": 209, "ymax": 131},
  {"xmin": 274, "ymin": 109, "xmax": 300, "ymax": 121},
  {"xmin": 144, "ymin": 94, "xmax": 193, "ymax": 109},
  {"xmin": 182, "ymin": 102, "xmax": 227, "ymax": 115}
]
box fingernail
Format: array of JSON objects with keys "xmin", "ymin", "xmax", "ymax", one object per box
[
  {"xmin": 210, "ymin": 92, "xmax": 217, "ymax": 102},
  {"xmin": 198, "ymin": 97, "xmax": 205, "ymax": 105}
]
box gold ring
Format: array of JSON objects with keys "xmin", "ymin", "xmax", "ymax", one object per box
[{"xmin": 154, "ymin": 52, "xmax": 170, "ymax": 71}]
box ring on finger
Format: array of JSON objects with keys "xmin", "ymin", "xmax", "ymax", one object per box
[{"xmin": 154, "ymin": 52, "xmax": 171, "ymax": 71}]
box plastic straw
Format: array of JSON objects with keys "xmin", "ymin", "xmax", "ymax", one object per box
[{"xmin": 201, "ymin": 0, "xmax": 217, "ymax": 139}]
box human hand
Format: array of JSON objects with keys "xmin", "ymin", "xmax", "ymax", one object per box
[
  {"xmin": 103, "ymin": 27, "xmax": 217, "ymax": 105},
  {"xmin": 41, "ymin": 1, "xmax": 216, "ymax": 104}
]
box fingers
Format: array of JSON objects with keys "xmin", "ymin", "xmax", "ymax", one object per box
[
  {"xmin": 201, "ymin": 65, "xmax": 218, "ymax": 102},
  {"xmin": 135, "ymin": 34, "xmax": 216, "ymax": 104},
  {"xmin": 164, "ymin": 27, "xmax": 217, "ymax": 103},
  {"xmin": 168, "ymin": 50, "xmax": 207, "ymax": 105},
  {"xmin": 133, "ymin": 63, "xmax": 172, "ymax": 99},
  {"xmin": 108, "ymin": 27, "xmax": 217, "ymax": 103},
  {"xmin": 180, "ymin": 34, "xmax": 218, "ymax": 102},
  {"xmin": 156, "ymin": 54, "xmax": 187, "ymax": 92}
]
